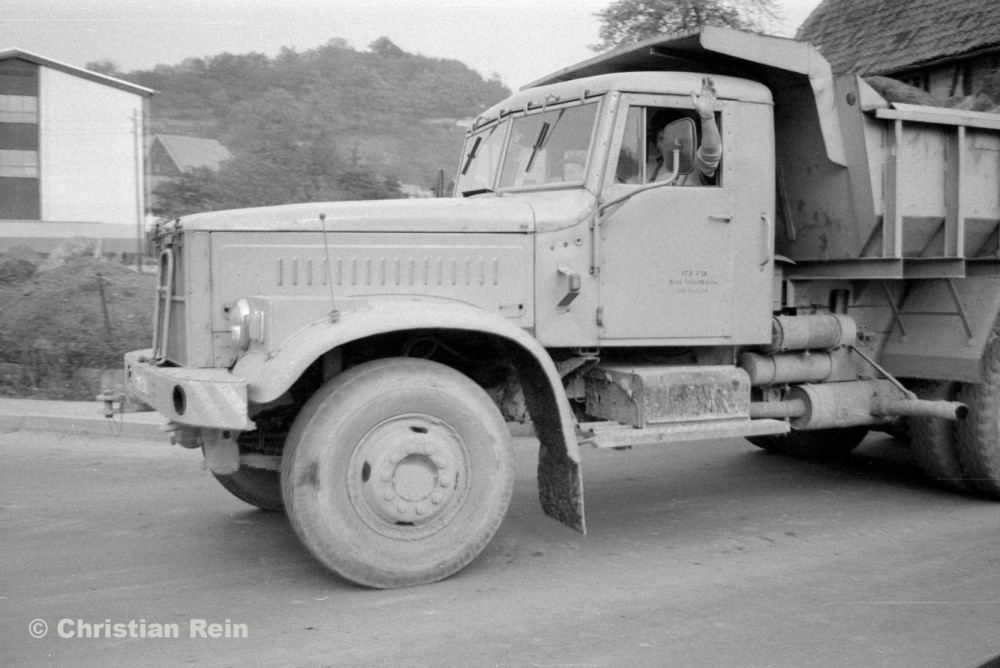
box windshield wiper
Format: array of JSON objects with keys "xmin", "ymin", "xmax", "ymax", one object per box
[
  {"xmin": 524, "ymin": 122, "xmax": 550, "ymax": 174},
  {"xmin": 524, "ymin": 109, "xmax": 565, "ymax": 174},
  {"xmin": 461, "ymin": 187, "xmax": 494, "ymax": 197},
  {"xmin": 461, "ymin": 136, "xmax": 483, "ymax": 176}
]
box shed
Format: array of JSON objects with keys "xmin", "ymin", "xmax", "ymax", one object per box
[{"xmin": 798, "ymin": 0, "xmax": 1000, "ymax": 99}]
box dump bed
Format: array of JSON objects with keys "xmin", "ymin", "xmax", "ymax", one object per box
[
  {"xmin": 528, "ymin": 27, "xmax": 1000, "ymax": 280},
  {"xmin": 774, "ymin": 80, "xmax": 1000, "ymax": 279}
]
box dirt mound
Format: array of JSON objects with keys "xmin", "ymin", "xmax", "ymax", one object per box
[
  {"xmin": 0, "ymin": 244, "xmax": 43, "ymax": 285},
  {"xmin": 865, "ymin": 76, "xmax": 999, "ymax": 114},
  {"xmin": 865, "ymin": 76, "xmax": 944, "ymax": 107},
  {"xmin": 0, "ymin": 254, "xmax": 156, "ymax": 399}
]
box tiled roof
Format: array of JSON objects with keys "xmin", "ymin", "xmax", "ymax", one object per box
[
  {"xmin": 150, "ymin": 134, "xmax": 232, "ymax": 172},
  {"xmin": 797, "ymin": 0, "xmax": 1000, "ymax": 76}
]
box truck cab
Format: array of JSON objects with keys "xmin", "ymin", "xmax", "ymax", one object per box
[
  {"xmin": 124, "ymin": 28, "xmax": 994, "ymax": 589},
  {"xmin": 458, "ymin": 71, "xmax": 775, "ymax": 347}
]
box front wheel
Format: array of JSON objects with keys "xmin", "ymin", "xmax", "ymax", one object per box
[
  {"xmin": 281, "ymin": 358, "xmax": 515, "ymax": 588},
  {"xmin": 213, "ymin": 466, "xmax": 283, "ymax": 511},
  {"xmin": 211, "ymin": 431, "xmax": 284, "ymax": 511}
]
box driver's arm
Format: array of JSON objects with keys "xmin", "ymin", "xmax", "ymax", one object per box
[{"xmin": 692, "ymin": 78, "xmax": 721, "ymax": 179}]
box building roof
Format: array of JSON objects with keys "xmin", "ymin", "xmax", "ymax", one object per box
[
  {"xmin": 797, "ymin": 0, "xmax": 1000, "ymax": 76},
  {"xmin": 149, "ymin": 134, "xmax": 232, "ymax": 172},
  {"xmin": 0, "ymin": 48, "xmax": 155, "ymax": 96}
]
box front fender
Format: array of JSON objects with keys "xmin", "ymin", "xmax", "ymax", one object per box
[{"xmin": 232, "ymin": 297, "xmax": 586, "ymax": 533}]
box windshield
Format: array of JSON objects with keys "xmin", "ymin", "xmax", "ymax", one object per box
[
  {"xmin": 455, "ymin": 101, "xmax": 600, "ymax": 196},
  {"xmin": 498, "ymin": 103, "xmax": 598, "ymax": 190}
]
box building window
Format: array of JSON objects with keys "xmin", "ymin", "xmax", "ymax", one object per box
[
  {"xmin": 0, "ymin": 94, "xmax": 37, "ymax": 123},
  {"xmin": 0, "ymin": 58, "xmax": 40, "ymax": 219},
  {"xmin": 0, "ymin": 149, "xmax": 38, "ymax": 177}
]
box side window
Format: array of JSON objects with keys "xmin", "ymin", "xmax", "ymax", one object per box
[
  {"xmin": 613, "ymin": 104, "xmax": 722, "ymax": 187},
  {"xmin": 615, "ymin": 107, "xmax": 643, "ymax": 184}
]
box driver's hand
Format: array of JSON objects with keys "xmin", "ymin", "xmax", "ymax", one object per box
[{"xmin": 692, "ymin": 77, "xmax": 717, "ymax": 120}]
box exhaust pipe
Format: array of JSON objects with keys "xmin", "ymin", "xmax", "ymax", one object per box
[
  {"xmin": 750, "ymin": 380, "xmax": 967, "ymax": 429},
  {"xmin": 872, "ymin": 397, "xmax": 967, "ymax": 421}
]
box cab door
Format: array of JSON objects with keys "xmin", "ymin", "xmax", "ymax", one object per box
[
  {"xmin": 597, "ymin": 93, "xmax": 773, "ymax": 345},
  {"xmin": 598, "ymin": 94, "xmax": 734, "ymax": 342}
]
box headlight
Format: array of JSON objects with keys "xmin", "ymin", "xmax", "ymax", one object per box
[{"xmin": 228, "ymin": 299, "xmax": 252, "ymax": 350}]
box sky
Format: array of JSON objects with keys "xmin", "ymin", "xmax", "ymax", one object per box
[{"xmin": 3, "ymin": 0, "xmax": 824, "ymax": 90}]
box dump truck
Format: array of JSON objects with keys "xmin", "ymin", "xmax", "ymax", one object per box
[{"xmin": 122, "ymin": 27, "xmax": 1000, "ymax": 588}]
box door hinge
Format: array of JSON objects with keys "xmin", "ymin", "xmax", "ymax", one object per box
[{"xmin": 596, "ymin": 306, "xmax": 604, "ymax": 326}]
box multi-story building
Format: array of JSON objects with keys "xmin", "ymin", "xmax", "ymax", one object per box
[{"xmin": 0, "ymin": 49, "xmax": 154, "ymax": 253}]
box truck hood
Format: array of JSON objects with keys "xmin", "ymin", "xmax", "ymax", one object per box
[{"xmin": 174, "ymin": 196, "xmax": 537, "ymax": 234}]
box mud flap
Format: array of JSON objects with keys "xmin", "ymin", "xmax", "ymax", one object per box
[
  {"xmin": 537, "ymin": 435, "xmax": 585, "ymax": 533},
  {"xmin": 514, "ymin": 348, "xmax": 587, "ymax": 534}
]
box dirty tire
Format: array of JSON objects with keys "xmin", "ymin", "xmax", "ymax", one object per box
[
  {"xmin": 213, "ymin": 467, "xmax": 283, "ymax": 511},
  {"xmin": 908, "ymin": 381, "xmax": 969, "ymax": 491},
  {"xmin": 748, "ymin": 427, "xmax": 868, "ymax": 460},
  {"xmin": 955, "ymin": 330, "xmax": 1000, "ymax": 498},
  {"xmin": 281, "ymin": 358, "xmax": 515, "ymax": 589}
]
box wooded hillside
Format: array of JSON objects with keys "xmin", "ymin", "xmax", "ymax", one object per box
[{"xmin": 96, "ymin": 38, "xmax": 511, "ymax": 215}]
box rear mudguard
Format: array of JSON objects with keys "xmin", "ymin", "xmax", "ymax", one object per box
[{"xmin": 231, "ymin": 298, "xmax": 586, "ymax": 533}]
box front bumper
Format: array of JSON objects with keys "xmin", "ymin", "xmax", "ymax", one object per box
[{"xmin": 124, "ymin": 350, "xmax": 254, "ymax": 430}]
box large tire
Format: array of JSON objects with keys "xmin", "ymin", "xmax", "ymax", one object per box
[
  {"xmin": 907, "ymin": 381, "xmax": 969, "ymax": 491},
  {"xmin": 213, "ymin": 467, "xmax": 283, "ymax": 511},
  {"xmin": 281, "ymin": 358, "xmax": 515, "ymax": 588},
  {"xmin": 211, "ymin": 430, "xmax": 284, "ymax": 511},
  {"xmin": 748, "ymin": 426, "xmax": 869, "ymax": 460},
  {"xmin": 955, "ymin": 330, "xmax": 1000, "ymax": 498}
]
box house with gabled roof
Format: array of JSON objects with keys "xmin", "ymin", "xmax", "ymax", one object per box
[
  {"xmin": 147, "ymin": 133, "xmax": 232, "ymax": 192},
  {"xmin": 798, "ymin": 0, "xmax": 1000, "ymax": 99},
  {"xmin": 0, "ymin": 48, "xmax": 155, "ymax": 253}
]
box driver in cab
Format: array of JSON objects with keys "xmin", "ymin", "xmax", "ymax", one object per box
[{"xmin": 646, "ymin": 77, "xmax": 721, "ymax": 186}]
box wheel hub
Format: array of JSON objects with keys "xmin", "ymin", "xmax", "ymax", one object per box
[{"xmin": 348, "ymin": 414, "xmax": 468, "ymax": 538}]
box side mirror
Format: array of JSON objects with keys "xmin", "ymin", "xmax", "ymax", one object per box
[
  {"xmin": 433, "ymin": 169, "xmax": 446, "ymax": 198},
  {"xmin": 662, "ymin": 118, "xmax": 696, "ymax": 176}
]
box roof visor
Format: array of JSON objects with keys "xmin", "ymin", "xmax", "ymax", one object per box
[{"xmin": 525, "ymin": 27, "xmax": 847, "ymax": 167}]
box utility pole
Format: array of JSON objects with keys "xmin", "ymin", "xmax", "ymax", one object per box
[{"xmin": 133, "ymin": 107, "xmax": 145, "ymax": 273}]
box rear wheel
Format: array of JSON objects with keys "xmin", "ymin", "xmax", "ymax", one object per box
[
  {"xmin": 908, "ymin": 381, "xmax": 969, "ymax": 491},
  {"xmin": 955, "ymin": 330, "xmax": 1000, "ymax": 498},
  {"xmin": 281, "ymin": 358, "xmax": 514, "ymax": 588},
  {"xmin": 748, "ymin": 427, "xmax": 869, "ymax": 460}
]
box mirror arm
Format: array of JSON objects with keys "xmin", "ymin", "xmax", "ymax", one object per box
[
  {"xmin": 597, "ymin": 147, "xmax": 680, "ymax": 216},
  {"xmin": 591, "ymin": 148, "xmax": 681, "ymax": 276}
]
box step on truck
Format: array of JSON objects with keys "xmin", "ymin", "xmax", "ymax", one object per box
[{"xmin": 123, "ymin": 27, "xmax": 1000, "ymax": 588}]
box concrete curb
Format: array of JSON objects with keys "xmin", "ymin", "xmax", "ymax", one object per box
[{"xmin": 0, "ymin": 399, "xmax": 168, "ymax": 439}]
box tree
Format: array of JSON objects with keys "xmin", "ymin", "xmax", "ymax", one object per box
[
  {"xmin": 150, "ymin": 167, "xmax": 227, "ymax": 219},
  {"xmin": 592, "ymin": 0, "xmax": 780, "ymax": 52},
  {"xmin": 85, "ymin": 60, "xmax": 122, "ymax": 77}
]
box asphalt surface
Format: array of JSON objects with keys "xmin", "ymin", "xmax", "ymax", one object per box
[{"xmin": 2, "ymin": 401, "xmax": 1000, "ymax": 667}]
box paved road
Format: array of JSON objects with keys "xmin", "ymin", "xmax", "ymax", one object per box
[{"xmin": 3, "ymin": 427, "xmax": 1000, "ymax": 667}]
